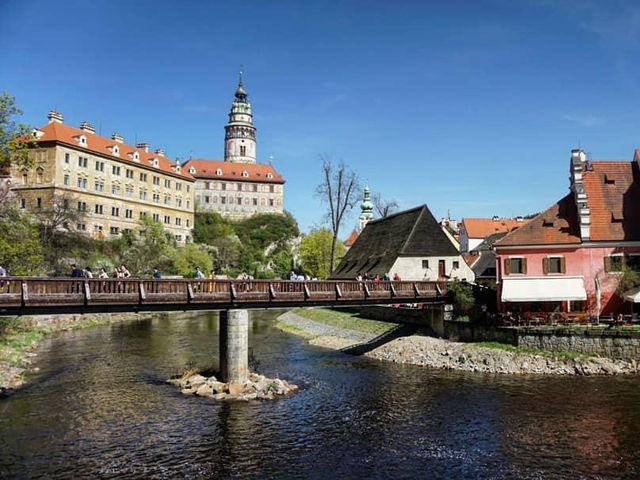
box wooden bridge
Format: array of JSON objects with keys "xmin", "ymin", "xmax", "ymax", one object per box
[{"xmin": 0, "ymin": 278, "xmax": 450, "ymax": 316}]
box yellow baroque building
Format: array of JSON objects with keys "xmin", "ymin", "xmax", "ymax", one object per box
[{"xmin": 12, "ymin": 111, "xmax": 195, "ymax": 243}]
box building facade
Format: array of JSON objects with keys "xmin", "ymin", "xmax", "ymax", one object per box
[
  {"xmin": 332, "ymin": 205, "xmax": 475, "ymax": 282},
  {"xmin": 182, "ymin": 75, "xmax": 285, "ymax": 220},
  {"xmin": 494, "ymin": 149, "xmax": 640, "ymax": 317},
  {"xmin": 12, "ymin": 111, "xmax": 195, "ymax": 242}
]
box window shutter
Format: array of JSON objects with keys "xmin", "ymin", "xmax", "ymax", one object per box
[
  {"xmin": 604, "ymin": 256, "xmax": 611, "ymax": 273},
  {"xmin": 542, "ymin": 258, "xmax": 549, "ymax": 275},
  {"xmin": 504, "ymin": 258, "xmax": 510, "ymax": 275},
  {"xmin": 560, "ymin": 257, "xmax": 566, "ymax": 274},
  {"xmin": 522, "ymin": 258, "xmax": 528, "ymax": 274}
]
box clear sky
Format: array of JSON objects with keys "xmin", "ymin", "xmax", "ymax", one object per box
[{"xmin": 2, "ymin": 0, "xmax": 640, "ymax": 236}]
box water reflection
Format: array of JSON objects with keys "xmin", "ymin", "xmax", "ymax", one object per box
[{"xmin": 0, "ymin": 310, "xmax": 639, "ymax": 479}]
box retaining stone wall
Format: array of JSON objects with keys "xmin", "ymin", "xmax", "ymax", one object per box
[
  {"xmin": 355, "ymin": 307, "xmax": 640, "ymax": 360},
  {"xmin": 517, "ymin": 329, "xmax": 640, "ymax": 360}
]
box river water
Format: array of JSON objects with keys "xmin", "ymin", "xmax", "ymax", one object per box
[{"xmin": 1, "ymin": 311, "xmax": 639, "ymax": 480}]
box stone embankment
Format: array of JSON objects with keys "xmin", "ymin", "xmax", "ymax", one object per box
[
  {"xmin": 167, "ymin": 371, "xmax": 298, "ymax": 401},
  {"xmin": 279, "ymin": 312, "xmax": 639, "ymax": 376}
]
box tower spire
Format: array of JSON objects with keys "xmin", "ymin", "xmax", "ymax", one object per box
[
  {"xmin": 234, "ymin": 65, "xmax": 248, "ymax": 102},
  {"xmin": 225, "ymin": 70, "xmax": 256, "ymax": 163}
]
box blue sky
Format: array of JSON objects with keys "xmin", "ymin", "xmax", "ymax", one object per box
[{"xmin": 3, "ymin": 0, "xmax": 640, "ymax": 235}]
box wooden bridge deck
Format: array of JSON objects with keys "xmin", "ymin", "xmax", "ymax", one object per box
[{"xmin": 0, "ymin": 278, "xmax": 449, "ymax": 315}]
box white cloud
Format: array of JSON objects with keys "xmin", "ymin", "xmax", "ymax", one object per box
[{"xmin": 563, "ymin": 113, "xmax": 603, "ymax": 127}]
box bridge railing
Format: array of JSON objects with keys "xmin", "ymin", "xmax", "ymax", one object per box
[{"xmin": 0, "ymin": 277, "xmax": 449, "ymax": 311}]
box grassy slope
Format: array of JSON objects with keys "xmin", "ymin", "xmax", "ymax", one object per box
[{"xmin": 288, "ymin": 308, "xmax": 396, "ymax": 335}]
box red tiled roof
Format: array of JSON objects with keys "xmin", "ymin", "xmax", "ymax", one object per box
[
  {"xmin": 462, "ymin": 217, "xmax": 526, "ymax": 238},
  {"xmin": 462, "ymin": 253, "xmax": 478, "ymax": 268},
  {"xmin": 31, "ymin": 122, "xmax": 193, "ymax": 180},
  {"xmin": 495, "ymin": 194, "xmax": 581, "ymax": 246},
  {"xmin": 344, "ymin": 229, "xmax": 359, "ymax": 247},
  {"xmin": 181, "ymin": 158, "xmax": 284, "ymax": 184},
  {"xmin": 583, "ymin": 160, "xmax": 640, "ymax": 241},
  {"xmin": 496, "ymin": 158, "xmax": 640, "ymax": 247}
]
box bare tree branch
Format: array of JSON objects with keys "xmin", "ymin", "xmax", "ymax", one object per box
[
  {"xmin": 315, "ymin": 155, "xmax": 360, "ymax": 273},
  {"xmin": 372, "ymin": 193, "xmax": 399, "ymax": 218}
]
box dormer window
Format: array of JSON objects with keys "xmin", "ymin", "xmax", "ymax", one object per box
[
  {"xmin": 150, "ymin": 158, "xmax": 159, "ymax": 168},
  {"xmin": 76, "ymin": 135, "xmax": 87, "ymax": 146},
  {"xmin": 189, "ymin": 166, "xmax": 196, "ymax": 174},
  {"xmin": 604, "ymin": 175, "xmax": 615, "ymax": 185},
  {"xmin": 266, "ymin": 172, "xmax": 273, "ymax": 179},
  {"xmin": 132, "ymin": 152, "xmax": 140, "ymax": 162},
  {"xmin": 216, "ymin": 168, "xmax": 222, "ymax": 176},
  {"xmin": 175, "ymin": 165, "xmax": 181, "ymax": 173},
  {"xmin": 109, "ymin": 145, "xmax": 119, "ymax": 156},
  {"xmin": 242, "ymin": 170, "xmax": 249, "ymax": 178}
]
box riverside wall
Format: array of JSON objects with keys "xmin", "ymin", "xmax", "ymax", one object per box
[{"xmin": 355, "ymin": 306, "xmax": 640, "ymax": 361}]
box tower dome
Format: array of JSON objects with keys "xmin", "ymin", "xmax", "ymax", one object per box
[{"xmin": 359, "ymin": 186, "xmax": 374, "ymax": 230}]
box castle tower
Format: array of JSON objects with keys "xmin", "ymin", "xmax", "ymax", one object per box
[
  {"xmin": 359, "ymin": 186, "xmax": 374, "ymax": 231},
  {"xmin": 224, "ymin": 71, "xmax": 257, "ymax": 164}
]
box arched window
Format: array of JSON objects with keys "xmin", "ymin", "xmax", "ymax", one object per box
[
  {"xmin": 216, "ymin": 168, "xmax": 222, "ymax": 176},
  {"xmin": 36, "ymin": 167, "xmax": 44, "ymax": 184}
]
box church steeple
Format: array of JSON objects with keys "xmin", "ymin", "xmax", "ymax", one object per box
[
  {"xmin": 359, "ymin": 186, "xmax": 374, "ymax": 231},
  {"xmin": 224, "ymin": 69, "xmax": 256, "ymax": 163}
]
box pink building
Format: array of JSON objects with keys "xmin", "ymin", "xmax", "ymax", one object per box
[{"xmin": 494, "ymin": 149, "xmax": 640, "ymax": 318}]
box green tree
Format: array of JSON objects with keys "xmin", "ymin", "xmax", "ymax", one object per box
[
  {"xmin": 0, "ymin": 209, "xmax": 44, "ymax": 275},
  {"xmin": 118, "ymin": 217, "xmax": 177, "ymax": 276},
  {"xmin": 299, "ymin": 228, "xmax": 345, "ymax": 279},
  {"xmin": 0, "ymin": 92, "xmax": 32, "ymax": 170},
  {"xmin": 171, "ymin": 243, "xmax": 214, "ymax": 277},
  {"xmin": 615, "ymin": 265, "xmax": 640, "ymax": 297},
  {"xmin": 448, "ymin": 281, "xmax": 475, "ymax": 313}
]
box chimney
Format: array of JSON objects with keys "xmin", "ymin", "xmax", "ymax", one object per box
[
  {"xmin": 80, "ymin": 121, "xmax": 95, "ymax": 134},
  {"xmin": 111, "ymin": 132, "xmax": 124, "ymax": 143},
  {"xmin": 516, "ymin": 216, "xmax": 523, "ymax": 222},
  {"xmin": 492, "ymin": 215, "xmax": 499, "ymax": 221},
  {"xmin": 155, "ymin": 148, "xmax": 165, "ymax": 156},
  {"xmin": 136, "ymin": 142, "xmax": 149, "ymax": 152},
  {"xmin": 47, "ymin": 110, "xmax": 64, "ymax": 124},
  {"xmin": 570, "ymin": 149, "xmax": 590, "ymax": 241}
]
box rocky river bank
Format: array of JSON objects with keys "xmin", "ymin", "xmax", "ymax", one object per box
[{"xmin": 278, "ymin": 311, "xmax": 639, "ymax": 375}]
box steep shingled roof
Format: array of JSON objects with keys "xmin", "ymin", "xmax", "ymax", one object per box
[
  {"xmin": 181, "ymin": 158, "xmax": 284, "ymax": 184},
  {"xmin": 331, "ymin": 205, "xmax": 459, "ymax": 279},
  {"xmin": 496, "ymin": 159, "xmax": 640, "ymax": 247},
  {"xmin": 494, "ymin": 194, "xmax": 581, "ymax": 246},
  {"xmin": 584, "ymin": 160, "xmax": 640, "ymax": 241},
  {"xmin": 30, "ymin": 122, "xmax": 193, "ymax": 181}
]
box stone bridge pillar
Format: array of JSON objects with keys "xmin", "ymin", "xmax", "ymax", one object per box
[{"xmin": 219, "ymin": 309, "xmax": 249, "ymax": 383}]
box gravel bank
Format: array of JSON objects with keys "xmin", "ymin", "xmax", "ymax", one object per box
[{"xmin": 278, "ymin": 312, "xmax": 639, "ymax": 376}]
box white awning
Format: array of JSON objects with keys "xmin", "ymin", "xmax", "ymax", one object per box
[
  {"xmin": 624, "ymin": 287, "xmax": 640, "ymax": 303},
  {"xmin": 501, "ymin": 277, "xmax": 587, "ymax": 302}
]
